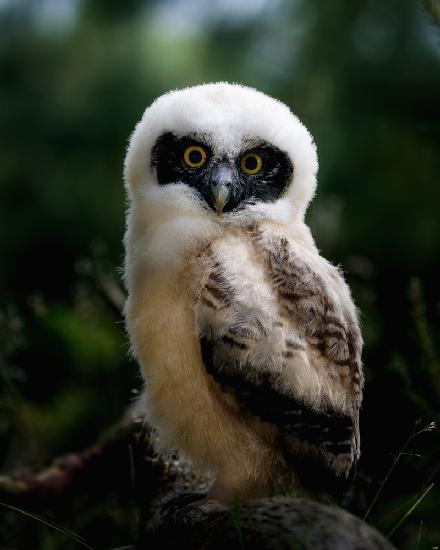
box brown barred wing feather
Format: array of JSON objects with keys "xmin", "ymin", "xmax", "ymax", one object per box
[
  {"xmin": 253, "ymin": 232, "xmax": 364, "ymax": 478},
  {"xmin": 196, "ymin": 235, "xmax": 363, "ymax": 499},
  {"xmin": 258, "ymin": 235, "xmax": 363, "ymax": 408}
]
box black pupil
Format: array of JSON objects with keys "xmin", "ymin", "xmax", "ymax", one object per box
[
  {"xmin": 189, "ymin": 149, "xmax": 202, "ymax": 165},
  {"xmin": 245, "ymin": 155, "xmax": 258, "ymax": 171}
]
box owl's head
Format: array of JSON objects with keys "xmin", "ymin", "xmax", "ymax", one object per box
[{"xmin": 124, "ymin": 83, "xmax": 318, "ymax": 239}]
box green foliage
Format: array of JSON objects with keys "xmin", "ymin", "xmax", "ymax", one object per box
[{"xmin": 0, "ymin": 0, "xmax": 439, "ymax": 548}]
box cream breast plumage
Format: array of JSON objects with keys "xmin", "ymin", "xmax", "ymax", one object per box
[{"xmin": 123, "ymin": 82, "xmax": 363, "ymax": 502}]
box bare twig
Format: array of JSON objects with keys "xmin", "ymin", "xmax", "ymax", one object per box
[
  {"xmin": 97, "ymin": 272, "xmax": 125, "ymax": 319},
  {"xmin": 0, "ymin": 408, "xmax": 144, "ymax": 504}
]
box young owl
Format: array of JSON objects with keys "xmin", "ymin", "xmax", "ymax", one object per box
[{"xmin": 123, "ymin": 83, "xmax": 363, "ymax": 502}]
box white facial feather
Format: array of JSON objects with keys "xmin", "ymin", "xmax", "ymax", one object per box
[{"xmin": 124, "ymin": 83, "xmax": 318, "ymax": 272}]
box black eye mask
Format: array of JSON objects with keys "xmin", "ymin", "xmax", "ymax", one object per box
[{"xmin": 151, "ymin": 132, "xmax": 293, "ymax": 213}]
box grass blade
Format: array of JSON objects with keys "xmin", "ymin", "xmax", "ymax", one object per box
[
  {"xmin": 231, "ymin": 495, "xmax": 244, "ymax": 547},
  {"xmin": 363, "ymin": 421, "xmax": 436, "ymax": 521},
  {"xmin": 0, "ymin": 502, "xmax": 96, "ymax": 550},
  {"xmin": 375, "ymin": 486, "xmax": 430, "ymax": 527},
  {"xmin": 417, "ymin": 520, "xmax": 423, "ymax": 550},
  {"xmin": 363, "ymin": 436, "xmax": 412, "ymax": 521},
  {"xmin": 387, "ymin": 483, "xmax": 434, "ymax": 539}
]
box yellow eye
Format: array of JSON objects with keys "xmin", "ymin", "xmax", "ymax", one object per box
[
  {"xmin": 241, "ymin": 152, "xmax": 263, "ymax": 175},
  {"xmin": 183, "ymin": 145, "xmax": 207, "ymax": 168}
]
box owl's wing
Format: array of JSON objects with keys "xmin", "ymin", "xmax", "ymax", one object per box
[{"xmin": 197, "ymin": 232, "xmax": 363, "ymax": 498}]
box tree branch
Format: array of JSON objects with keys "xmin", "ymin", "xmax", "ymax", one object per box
[
  {"xmin": 141, "ymin": 493, "xmax": 396, "ymax": 550},
  {"xmin": 0, "ymin": 408, "xmax": 396, "ymax": 549}
]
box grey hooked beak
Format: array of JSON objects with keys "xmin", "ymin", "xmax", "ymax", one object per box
[
  {"xmin": 213, "ymin": 184, "xmax": 230, "ymax": 216},
  {"xmin": 210, "ymin": 162, "xmax": 233, "ymax": 216}
]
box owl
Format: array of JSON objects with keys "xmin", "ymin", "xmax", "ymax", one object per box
[{"xmin": 123, "ymin": 83, "xmax": 363, "ymax": 503}]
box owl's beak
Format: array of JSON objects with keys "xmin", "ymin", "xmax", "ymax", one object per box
[
  {"xmin": 213, "ymin": 184, "xmax": 230, "ymax": 216},
  {"xmin": 210, "ymin": 162, "xmax": 233, "ymax": 216}
]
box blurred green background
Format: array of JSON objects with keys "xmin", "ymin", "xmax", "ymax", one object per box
[{"xmin": 0, "ymin": 0, "xmax": 439, "ymax": 548}]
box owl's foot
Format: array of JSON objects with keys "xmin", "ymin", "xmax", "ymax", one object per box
[{"xmin": 193, "ymin": 496, "xmax": 231, "ymax": 513}]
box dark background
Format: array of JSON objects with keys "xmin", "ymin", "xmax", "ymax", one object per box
[{"xmin": 0, "ymin": 0, "xmax": 439, "ymax": 548}]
